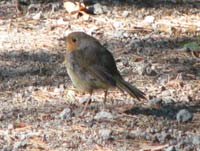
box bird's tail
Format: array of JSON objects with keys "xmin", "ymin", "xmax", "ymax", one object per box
[{"xmin": 116, "ymin": 78, "xmax": 146, "ymax": 101}]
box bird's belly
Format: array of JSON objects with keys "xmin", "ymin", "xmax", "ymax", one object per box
[
  {"xmin": 67, "ymin": 67, "xmax": 92, "ymax": 91},
  {"xmin": 67, "ymin": 65, "xmax": 110, "ymax": 92}
]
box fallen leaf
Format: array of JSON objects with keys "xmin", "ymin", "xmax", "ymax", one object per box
[{"xmin": 63, "ymin": 1, "xmax": 85, "ymax": 15}]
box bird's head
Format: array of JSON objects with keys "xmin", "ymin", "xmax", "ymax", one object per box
[
  {"xmin": 65, "ymin": 31, "xmax": 101, "ymax": 53},
  {"xmin": 65, "ymin": 32, "xmax": 89, "ymax": 53}
]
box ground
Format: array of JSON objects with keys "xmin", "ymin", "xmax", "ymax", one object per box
[{"xmin": 0, "ymin": 0, "xmax": 199, "ymax": 151}]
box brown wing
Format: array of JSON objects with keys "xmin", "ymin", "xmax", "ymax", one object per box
[{"xmin": 75, "ymin": 39, "xmax": 121, "ymax": 87}]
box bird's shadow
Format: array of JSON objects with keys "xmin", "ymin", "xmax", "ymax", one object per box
[
  {"xmin": 0, "ymin": 50, "xmax": 68, "ymax": 91},
  {"xmin": 124, "ymin": 102, "xmax": 200, "ymax": 120}
]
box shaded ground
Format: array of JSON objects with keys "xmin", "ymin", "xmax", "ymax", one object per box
[{"xmin": 0, "ymin": 0, "xmax": 199, "ymax": 151}]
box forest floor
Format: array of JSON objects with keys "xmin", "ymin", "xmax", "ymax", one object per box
[{"xmin": 0, "ymin": 0, "xmax": 199, "ymax": 151}]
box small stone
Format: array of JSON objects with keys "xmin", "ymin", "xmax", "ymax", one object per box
[
  {"xmin": 161, "ymin": 90, "xmax": 172, "ymax": 97},
  {"xmin": 79, "ymin": 96, "xmax": 91, "ymax": 104},
  {"xmin": 2, "ymin": 146, "xmax": 12, "ymax": 151},
  {"xmin": 7, "ymin": 123, "xmax": 14, "ymax": 130},
  {"xmin": 113, "ymin": 21, "xmax": 123, "ymax": 28},
  {"xmin": 144, "ymin": 64, "xmax": 157, "ymax": 76},
  {"xmin": 13, "ymin": 141, "xmax": 26, "ymax": 150},
  {"xmin": 162, "ymin": 97, "xmax": 175, "ymax": 104},
  {"xmin": 135, "ymin": 61, "xmax": 146, "ymax": 75},
  {"xmin": 143, "ymin": 16, "xmax": 155, "ymax": 23},
  {"xmin": 99, "ymin": 129, "xmax": 112, "ymax": 140},
  {"xmin": 157, "ymin": 74, "xmax": 169, "ymax": 85},
  {"xmin": 32, "ymin": 11, "xmax": 43, "ymax": 20},
  {"xmin": 148, "ymin": 98, "xmax": 162, "ymax": 107},
  {"xmin": 156, "ymin": 131, "xmax": 171, "ymax": 143},
  {"xmin": 165, "ymin": 146, "xmax": 176, "ymax": 151},
  {"xmin": 54, "ymin": 87, "xmax": 62, "ymax": 93},
  {"xmin": 94, "ymin": 111, "xmax": 114, "ymax": 120},
  {"xmin": 0, "ymin": 113, "xmax": 5, "ymax": 121},
  {"xmin": 184, "ymin": 136, "xmax": 193, "ymax": 144},
  {"xmin": 111, "ymin": 30, "xmax": 124, "ymax": 39},
  {"xmin": 120, "ymin": 68, "xmax": 129, "ymax": 75},
  {"xmin": 176, "ymin": 109, "xmax": 193, "ymax": 122},
  {"xmin": 57, "ymin": 18, "xmax": 66, "ymax": 25},
  {"xmin": 184, "ymin": 145, "xmax": 195, "ymax": 151},
  {"xmin": 123, "ymin": 32, "xmax": 129, "ymax": 38},
  {"xmin": 93, "ymin": 3, "xmax": 108, "ymax": 14},
  {"xmin": 59, "ymin": 108, "xmax": 74, "ymax": 120},
  {"xmin": 122, "ymin": 11, "xmax": 129, "ymax": 17},
  {"xmin": 130, "ymin": 129, "xmax": 143, "ymax": 138},
  {"xmin": 192, "ymin": 136, "xmax": 200, "ymax": 145},
  {"xmin": 180, "ymin": 95, "xmax": 190, "ymax": 102}
]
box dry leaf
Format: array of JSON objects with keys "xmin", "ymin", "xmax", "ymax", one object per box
[
  {"xmin": 156, "ymin": 24, "xmax": 172, "ymax": 33},
  {"xmin": 63, "ymin": 1, "xmax": 85, "ymax": 15},
  {"xmin": 187, "ymin": 25, "xmax": 197, "ymax": 33}
]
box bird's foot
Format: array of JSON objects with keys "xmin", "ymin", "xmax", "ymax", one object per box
[{"xmin": 80, "ymin": 96, "xmax": 92, "ymax": 116}]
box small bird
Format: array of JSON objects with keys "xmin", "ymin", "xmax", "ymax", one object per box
[{"xmin": 65, "ymin": 32, "xmax": 145, "ymax": 112}]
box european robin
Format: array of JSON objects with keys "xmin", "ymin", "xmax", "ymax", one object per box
[{"xmin": 65, "ymin": 32, "xmax": 145, "ymax": 112}]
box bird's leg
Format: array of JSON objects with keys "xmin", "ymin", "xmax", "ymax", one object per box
[
  {"xmin": 80, "ymin": 91, "xmax": 93, "ymax": 116},
  {"xmin": 103, "ymin": 90, "xmax": 108, "ymax": 110}
]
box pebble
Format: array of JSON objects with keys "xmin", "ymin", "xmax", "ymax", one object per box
[
  {"xmin": 0, "ymin": 113, "xmax": 5, "ymax": 121},
  {"xmin": 93, "ymin": 3, "xmax": 108, "ymax": 14},
  {"xmin": 157, "ymin": 74, "xmax": 169, "ymax": 85},
  {"xmin": 135, "ymin": 61, "xmax": 146, "ymax": 75},
  {"xmin": 176, "ymin": 109, "xmax": 193, "ymax": 122},
  {"xmin": 165, "ymin": 146, "xmax": 176, "ymax": 151},
  {"xmin": 162, "ymin": 97, "xmax": 175, "ymax": 104},
  {"xmin": 122, "ymin": 11, "xmax": 129, "ymax": 17},
  {"xmin": 79, "ymin": 96, "xmax": 91, "ymax": 104},
  {"xmin": 7, "ymin": 123, "xmax": 14, "ymax": 130},
  {"xmin": 143, "ymin": 16, "xmax": 155, "ymax": 23},
  {"xmin": 2, "ymin": 146, "xmax": 12, "ymax": 151},
  {"xmin": 156, "ymin": 131, "xmax": 171, "ymax": 143},
  {"xmin": 94, "ymin": 111, "xmax": 114, "ymax": 120},
  {"xmin": 112, "ymin": 30, "xmax": 124, "ymax": 39},
  {"xmin": 144, "ymin": 64, "xmax": 157, "ymax": 76},
  {"xmin": 161, "ymin": 90, "xmax": 172, "ymax": 97},
  {"xmin": 13, "ymin": 141, "xmax": 27, "ymax": 150},
  {"xmin": 192, "ymin": 136, "xmax": 200, "ymax": 145},
  {"xmin": 148, "ymin": 98, "xmax": 162, "ymax": 107},
  {"xmin": 99, "ymin": 129, "xmax": 112, "ymax": 140},
  {"xmin": 120, "ymin": 68, "xmax": 129, "ymax": 75},
  {"xmin": 131, "ymin": 38, "xmax": 142, "ymax": 47},
  {"xmin": 180, "ymin": 95, "xmax": 190, "ymax": 102},
  {"xmin": 32, "ymin": 11, "xmax": 43, "ymax": 20},
  {"xmin": 184, "ymin": 145, "xmax": 195, "ymax": 151},
  {"xmin": 113, "ymin": 21, "xmax": 123, "ymax": 28},
  {"xmin": 123, "ymin": 32, "xmax": 129, "ymax": 38},
  {"xmin": 59, "ymin": 108, "xmax": 74, "ymax": 120}
]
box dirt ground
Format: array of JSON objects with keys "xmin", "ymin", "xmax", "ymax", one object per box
[{"xmin": 0, "ymin": 0, "xmax": 199, "ymax": 151}]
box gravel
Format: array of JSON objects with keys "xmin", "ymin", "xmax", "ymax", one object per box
[
  {"xmin": 192, "ymin": 135, "xmax": 200, "ymax": 145},
  {"xmin": 93, "ymin": 3, "xmax": 108, "ymax": 14},
  {"xmin": 165, "ymin": 146, "xmax": 177, "ymax": 151},
  {"xmin": 148, "ymin": 98, "xmax": 162, "ymax": 107},
  {"xmin": 99, "ymin": 129, "xmax": 112, "ymax": 140},
  {"xmin": 59, "ymin": 108, "xmax": 74, "ymax": 120},
  {"xmin": 156, "ymin": 131, "xmax": 171, "ymax": 143},
  {"xmin": 94, "ymin": 111, "xmax": 115, "ymax": 120},
  {"xmin": 176, "ymin": 109, "xmax": 193, "ymax": 123},
  {"xmin": 0, "ymin": 0, "xmax": 199, "ymax": 151}
]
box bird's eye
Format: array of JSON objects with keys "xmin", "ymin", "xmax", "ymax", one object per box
[{"xmin": 71, "ymin": 37, "xmax": 77, "ymax": 43}]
